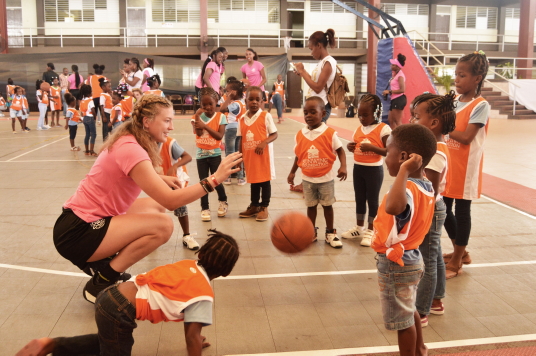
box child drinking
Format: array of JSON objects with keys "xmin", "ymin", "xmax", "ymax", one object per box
[
  {"xmin": 220, "ymin": 80, "xmax": 246, "ymax": 185},
  {"xmin": 342, "ymin": 94, "xmax": 391, "ymax": 246},
  {"xmin": 287, "ymin": 96, "xmax": 347, "ymax": 247},
  {"xmin": 191, "ymin": 87, "xmax": 229, "ymax": 222},
  {"xmin": 443, "ymin": 51, "xmax": 490, "ymax": 279},
  {"xmin": 410, "ymin": 91, "xmax": 456, "ymax": 327},
  {"xmin": 64, "ymin": 92, "xmax": 82, "ymax": 151},
  {"xmin": 371, "ymin": 124, "xmax": 437, "ymax": 356},
  {"xmin": 238, "ymin": 86, "xmax": 278, "ymax": 221}
]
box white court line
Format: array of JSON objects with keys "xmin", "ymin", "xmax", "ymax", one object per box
[
  {"xmin": 226, "ymin": 334, "xmax": 536, "ymax": 356},
  {"xmin": 4, "ymin": 136, "xmax": 68, "ymax": 162},
  {"xmin": 2, "ymin": 260, "xmax": 536, "ymax": 279},
  {"xmin": 482, "ymin": 194, "xmax": 536, "ymax": 220},
  {"xmin": 1, "ymin": 159, "xmax": 89, "ymax": 163}
]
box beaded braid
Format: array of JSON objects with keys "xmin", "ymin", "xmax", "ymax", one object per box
[
  {"xmin": 199, "ymin": 87, "xmax": 219, "ymax": 103},
  {"xmin": 458, "ymin": 51, "xmax": 489, "ymax": 96},
  {"xmin": 197, "ymin": 229, "xmax": 240, "ymax": 278},
  {"xmin": 359, "ymin": 94, "xmax": 383, "ymax": 123},
  {"xmin": 412, "ymin": 91, "xmax": 457, "ymax": 135}
]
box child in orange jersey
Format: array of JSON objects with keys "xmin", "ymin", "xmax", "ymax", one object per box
[
  {"xmin": 342, "ymin": 94, "xmax": 391, "ymax": 246},
  {"xmin": 49, "ymin": 76, "xmax": 62, "ymax": 127},
  {"xmin": 157, "ymin": 136, "xmax": 198, "ymax": 250},
  {"xmin": 109, "ymin": 90, "xmax": 123, "ymax": 130},
  {"xmin": 145, "ymin": 74, "xmax": 164, "ymax": 97},
  {"xmin": 10, "ymin": 86, "xmax": 27, "ymax": 134},
  {"xmin": 36, "ymin": 80, "xmax": 50, "ymax": 130},
  {"xmin": 21, "ymin": 88, "xmax": 30, "ymax": 131},
  {"xmin": 191, "ymin": 87, "xmax": 229, "ymax": 222},
  {"xmin": 63, "ymin": 93, "xmax": 82, "ymax": 151},
  {"xmin": 0, "ymin": 92, "xmax": 6, "ymax": 117},
  {"xmin": 79, "ymin": 84, "xmax": 98, "ymax": 156},
  {"xmin": 99, "ymin": 78, "xmax": 113, "ymax": 141},
  {"xmin": 238, "ymin": 86, "xmax": 278, "ymax": 221},
  {"xmin": 288, "ymin": 97, "xmax": 347, "ymax": 247},
  {"xmin": 442, "ymin": 51, "xmax": 490, "ymax": 279},
  {"xmin": 371, "ymin": 124, "xmax": 437, "ymax": 356},
  {"xmin": 16, "ymin": 230, "xmax": 239, "ymax": 356},
  {"xmin": 410, "ymin": 92, "xmax": 456, "ymax": 327}
]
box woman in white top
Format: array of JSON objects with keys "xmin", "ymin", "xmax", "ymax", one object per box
[
  {"xmin": 121, "ymin": 57, "xmax": 144, "ymax": 91},
  {"xmin": 294, "ymin": 29, "xmax": 337, "ymax": 123},
  {"xmin": 141, "ymin": 58, "xmax": 155, "ymax": 92}
]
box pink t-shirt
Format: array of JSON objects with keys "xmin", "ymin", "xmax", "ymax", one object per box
[
  {"xmin": 390, "ymin": 70, "xmax": 406, "ymax": 100},
  {"xmin": 241, "ymin": 61, "xmax": 265, "ymax": 91},
  {"xmin": 195, "ymin": 62, "xmax": 223, "ymax": 93},
  {"xmin": 64, "ymin": 135, "xmax": 150, "ymax": 222},
  {"xmin": 68, "ymin": 73, "xmax": 84, "ymax": 90}
]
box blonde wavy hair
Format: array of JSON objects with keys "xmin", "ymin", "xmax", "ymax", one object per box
[{"xmin": 100, "ymin": 94, "xmax": 172, "ymax": 168}]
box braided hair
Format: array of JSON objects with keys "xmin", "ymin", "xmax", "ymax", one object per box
[
  {"xmin": 79, "ymin": 84, "xmax": 92, "ymax": 98},
  {"xmin": 197, "ymin": 229, "xmax": 239, "ymax": 278},
  {"xmin": 359, "ymin": 94, "xmax": 383, "ymax": 123},
  {"xmin": 199, "ymin": 87, "xmax": 219, "ymax": 103},
  {"xmin": 100, "ymin": 94, "xmax": 172, "ymax": 167},
  {"xmin": 411, "ymin": 91, "xmax": 457, "ymax": 135},
  {"xmin": 227, "ymin": 80, "xmax": 245, "ymax": 99},
  {"xmin": 147, "ymin": 74, "xmax": 161, "ymax": 89},
  {"xmin": 458, "ymin": 51, "xmax": 489, "ymax": 96}
]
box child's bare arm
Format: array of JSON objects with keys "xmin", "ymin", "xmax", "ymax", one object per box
[
  {"xmin": 336, "ymin": 147, "xmax": 347, "ymax": 181},
  {"xmin": 360, "ymin": 135, "xmax": 389, "ymax": 156},
  {"xmin": 255, "ymin": 132, "xmax": 278, "ymax": 155},
  {"xmin": 184, "ymin": 322, "xmax": 209, "ymax": 356},
  {"xmin": 385, "ymin": 154, "xmax": 423, "ymax": 215},
  {"xmin": 287, "ymin": 156, "xmax": 299, "ymax": 185}
]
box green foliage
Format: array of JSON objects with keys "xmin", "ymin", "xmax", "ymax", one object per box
[
  {"xmin": 431, "ymin": 67, "xmax": 453, "ymax": 92},
  {"xmin": 496, "ymin": 62, "xmax": 514, "ymax": 79}
]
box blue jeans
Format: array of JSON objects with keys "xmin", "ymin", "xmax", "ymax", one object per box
[
  {"xmin": 83, "ymin": 116, "xmax": 97, "ymax": 146},
  {"xmin": 321, "ymin": 102, "xmax": 331, "ymax": 123},
  {"xmin": 224, "ymin": 127, "xmax": 244, "ymax": 179},
  {"xmin": 51, "ymin": 285, "xmax": 137, "ymax": 355},
  {"xmin": 62, "ymin": 89, "xmax": 68, "ymax": 116},
  {"xmin": 416, "ymin": 199, "xmax": 447, "ymax": 316},
  {"xmin": 272, "ymin": 94, "xmax": 283, "ymax": 119}
]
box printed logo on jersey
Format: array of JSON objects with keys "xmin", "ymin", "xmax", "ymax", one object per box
[
  {"xmin": 302, "ymin": 145, "xmax": 329, "ymax": 169},
  {"xmin": 244, "ymin": 130, "xmax": 261, "ymax": 151},
  {"xmin": 356, "ymin": 138, "xmax": 376, "ymax": 156},
  {"xmin": 196, "ymin": 130, "xmax": 217, "ymax": 146},
  {"xmin": 446, "ymin": 137, "xmax": 461, "ymax": 151}
]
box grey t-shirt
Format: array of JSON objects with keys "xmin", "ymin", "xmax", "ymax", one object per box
[{"xmin": 456, "ymin": 100, "xmax": 489, "ymax": 127}]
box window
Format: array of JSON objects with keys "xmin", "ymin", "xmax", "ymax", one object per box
[
  {"xmin": 206, "ymin": 0, "xmax": 279, "ymax": 24},
  {"xmin": 505, "ymin": 8, "xmax": 520, "ymax": 31},
  {"xmin": 456, "ymin": 6, "xmax": 497, "ymax": 30},
  {"xmin": 310, "ymin": 1, "xmax": 357, "ymax": 13},
  {"xmin": 505, "ymin": 8, "xmax": 520, "ymax": 20},
  {"xmin": 152, "ymin": 0, "xmax": 200, "ymax": 22},
  {"xmin": 44, "ymin": 0, "xmax": 118, "ymax": 22},
  {"xmin": 382, "ymin": 3, "xmax": 429, "ymax": 16}
]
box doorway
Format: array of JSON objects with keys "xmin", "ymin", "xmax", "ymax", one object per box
[
  {"xmin": 126, "ymin": 8, "xmax": 146, "ymax": 47},
  {"xmin": 288, "ymin": 10, "xmax": 304, "ymax": 48}
]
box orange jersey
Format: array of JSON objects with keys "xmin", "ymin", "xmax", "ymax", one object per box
[
  {"xmin": 121, "ymin": 96, "xmax": 134, "ymax": 117},
  {"xmin": 353, "ymin": 123, "xmax": 389, "ymax": 165},
  {"xmin": 240, "ymin": 111, "xmax": 274, "ymax": 183},
  {"xmin": 193, "ymin": 112, "xmax": 224, "ymax": 150},
  {"xmin": 135, "ymin": 260, "xmax": 214, "ymax": 324},
  {"xmin": 274, "ymin": 81, "xmax": 284, "ymax": 97},
  {"xmin": 444, "ymin": 97, "xmax": 489, "ymax": 200},
  {"xmin": 145, "ymin": 89, "xmax": 163, "ymax": 97},
  {"xmin": 111, "ymin": 103, "xmax": 123, "ymax": 122},
  {"xmin": 0, "ymin": 96, "xmax": 6, "ymax": 106},
  {"xmin": 434, "ymin": 142, "xmax": 451, "ymax": 198},
  {"xmin": 100, "ymin": 92, "xmax": 113, "ymax": 111},
  {"xmin": 10, "ymin": 95, "xmax": 24, "ymax": 111},
  {"xmin": 371, "ymin": 180, "xmax": 435, "ymax": 265},
  {"xmin": 67, "ymin": 107, "xmax": 81, "ymax": 123},
  {"xmin": 6, "ymin": 84, "xmax": 15, "ymax": 96},
  {"xmin": 79, "ymin": 97, "xmax": 94, "ymax": 117},
  {"xmin": 89, "ymin": 75, "xmax": 106, "ymax": 98},
  {"xmin": 50, "ymin": 86, "xmax": 62, "ymax": 111},
  {"xmin": 37, "ymin": 90, "xmax": 49, "ymax": 105},
  {"xmin": 159, "ymin": 136, "xmax": 188, "ymax": 181},
  {"xmin": 295, "ymin": 127, "xmax": 336, "ymax": 178}
]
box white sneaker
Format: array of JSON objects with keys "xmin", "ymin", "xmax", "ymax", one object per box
[
  {"xmin": 44, "ymin": 125, "xmax": 51, "ymax": 129},
  {"xmin": 217, "ymin": 201, "xmax": 228, "ymax": 217},
  {"xmin": 341, "ymin": 225, "xmax": 364, "ymax": 239},
  {"xmin": 237, "ymin": 178, "xmax": 246, "ymax": 186},
  {"xmin": 223, "ymin": 178, "xmax": 232, "ymax": 185},
  {"xmin": 183, "ymin": 234, "xmax": 200, "ymax": 251},
  {"xmin": 360, "ymin": 229, "xmax": 373, "ymax": 247},
  {"xmin": 36, "ymin": 127, "xmax": 43, "ymax": 130},
  {"xmin": 201, "ymin": 210, "xmax": 211, "ymax": 221},
  {"xmin": 325, "ymin": 230, "xmax": 342, "ymax": 249}
]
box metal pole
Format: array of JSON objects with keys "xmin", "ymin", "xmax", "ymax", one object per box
[
  {"xmin": 278, "ymin": 30, "xmax": 280, "ymax": 48},
  {"xmin": 248, "ymin": 29, "xmax": 250, "ymax": 48},
  {"xmin": 92, "ymin": 33, "xmax": 94, "ymax": 47},
  {"xmin": 155, "ymin": 34, "xmax": 158, "ymax": 47},
  {"xmin": 30, "ymin": 30, "xmax": 32, "ymax": 47},
  {"xmin": 513, "ymin": 86, "xmax": 516, "ymax": 116},
  {"xmin": 217, "ymin": 29, "xmax": 220, "ymax": 47}
]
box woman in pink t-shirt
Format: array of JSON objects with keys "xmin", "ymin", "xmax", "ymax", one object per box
[
  {"xmin": 241, "ymin": 48, "xmax": 266, "ymax": 96},
  {"xmin": 382, "ymin": 53, "xmax": 407, "ymax": 128},
  {"xmin": 53, "ymin": 95, "xmax": 243, "ymax": 304},
  {"xmin": 194, "ymin": 48, "xmax": 225, "ymax": 99}
]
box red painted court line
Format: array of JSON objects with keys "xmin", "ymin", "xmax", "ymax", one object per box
[{"xmin": 287, "ymin": 115, "xmax": 536, "ymax": 217}]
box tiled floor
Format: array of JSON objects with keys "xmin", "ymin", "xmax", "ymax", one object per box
[{"xmin": 1, "ymin": 113, "xmax": 536, "ymax": 356}]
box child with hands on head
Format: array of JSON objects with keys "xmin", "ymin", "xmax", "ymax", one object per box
[
  {"xmin": 342, "ymin": 94, "xmax": 391, "ymax": 246},
  {"xmin": 410, "ymin": 91, "xmax": 457, "ymax": 327},
  {"xmin": 288, "ymin": 96, "xmax": 347, "ymax": 247},
  {"xmin": 371, "ymin": 124, "xmax": 437, "ymax": 356},
  {"xmin": 237, "ymin": 86, "xmax": 278, "ymax": 221},
  {"xmin": 191, "ymin": 87, "xmax": 229, "ymax": 222}
]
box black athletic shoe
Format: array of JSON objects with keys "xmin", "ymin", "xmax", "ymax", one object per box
[
  {"xmin": 82, "ymin": 275, "xmax": 114, "ymax": 304},
  {"xmin": 119, "ymin": 272, "xmax": 132, "ymax": 282},
  {"xmin": 82, "ymin": 255, "xmax": 116, "ymax": 277}
]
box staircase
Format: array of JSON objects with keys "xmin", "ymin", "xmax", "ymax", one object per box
[{"xmin": 480, "ymin": 87, "xmax": 536, "ymax": 120}]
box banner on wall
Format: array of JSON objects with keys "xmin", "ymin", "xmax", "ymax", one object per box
[{"xmin": 375, "ymin": 36, "xmax": 437, "ymax": 124}]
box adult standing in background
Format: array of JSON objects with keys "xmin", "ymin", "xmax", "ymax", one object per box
[
  {"xmin": 140, "ymin": 58, "xmax": 155, "ymax": 92},
  {"xmin": 42, "ymin": 63, "xmax": 59, "ymax": 85},
  {"xmin": 382, "ymin": 53, "xmax": 407, "ymax": 129},
  {"xmin": 271, "ymin": 74, "xmax": 285, "ymax": 123},
  {"xmin": 194, "ymin": 48, "xmax": 225, "ymax": 98},
  {"xmin": 241, "ymin": 48, "xmax": 267, "ymax": 100},
  {"xmin": 59, "ymin": 68, "xmax": 70, "ymax": 117},
  {"xmin": 293, "ymin": 29, "xmax": 337, "ymax": 123},
  {"xmin": 68, "ymin": 65, "xmax": 83, "ymax": 102}
]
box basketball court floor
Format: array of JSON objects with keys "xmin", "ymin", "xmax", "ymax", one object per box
[{"xmin": 1, "ymin": 111, "xmax": 536, "ymax": 355}]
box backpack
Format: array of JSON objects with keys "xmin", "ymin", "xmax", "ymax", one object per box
[
  {"xmin": 346, "ymin": 104, "xmax": 355, "ymax": 118},
  {"xmin": 325, "ymin": 65, "xmax": 350, "ymax": 108}
]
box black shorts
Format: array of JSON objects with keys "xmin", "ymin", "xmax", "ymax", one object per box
[
  {"xmin": 53, "ymin": 208, "xmax": 112, "ymax": 270},
  {"xmin": 390, "ymin": 95, "xmax": 407, "ymax": 111}
]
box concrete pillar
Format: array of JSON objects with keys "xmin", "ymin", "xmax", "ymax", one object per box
[
  {"xmin": 356, "ymin": 3, "xmax": 364, "ymax": 48},
  {"xmin": 200, "ymin": 0, "xmax": 208, "ymax": 60},
  {"xmin": 0, "ymin": 0, "xmax": 7, "ymax": 53},
  {"xmin": 517, "ymin": 0, "xmax": 535, "ymax": 79},
  {"xmin": 36, "ymin": 0, "xmax": 45, "ymax": 46},
  {"xmin": 367, "ymin": 0, "xmax": 381, "ymax": 93}
]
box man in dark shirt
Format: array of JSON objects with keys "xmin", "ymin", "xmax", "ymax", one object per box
[{"xmin": 42, "ymin": 63, "xmax": 59, "ymax": 85}]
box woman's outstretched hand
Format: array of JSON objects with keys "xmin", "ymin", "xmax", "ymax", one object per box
[{"xmin": 214, "ymin": 152, "xmax": 243, "ymax": 184}]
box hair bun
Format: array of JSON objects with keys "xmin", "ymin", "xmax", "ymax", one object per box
[
  {"xmin": 397, "ymin": 53, "xmax": 406, "ymax": 66},
  {"xmin": 93, "ymin": 63, "xmax": 99, "ymax": 70}
]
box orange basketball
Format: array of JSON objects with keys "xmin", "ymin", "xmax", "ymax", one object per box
[
  {"xmin": 40, "ymin": 82, "xmax": 51, "ymax": 92},
  {"xmin": 240, "ymin": 78, "xmax": 250, "ymax": 88},
  {"xmin": 271, "ymin": 212, "xmax": 315, "ymax": 253}
]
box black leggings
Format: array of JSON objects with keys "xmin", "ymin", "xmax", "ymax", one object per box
[
  {"xmin": 196, "ymin": 156, "xmax": 227, "ymax": 210},
  {"xmin": 353, "ymin": 164, "xmax": 383, "ymax": 224},
  {"xmin": 443, "ymin": 197, "xmax": 472, "ymax": 246},
  {"xmin": 251, "ymin": 181, "xmax": 271, "ymax": 207}
]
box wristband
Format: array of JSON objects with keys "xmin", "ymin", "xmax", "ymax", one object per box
[
  {"xmin": 210, "ymin": 175, "xmax": 219, "ymax": 187},
  {"xmin": 200, "ymin": 178, "xmax": 214, "ymax": 193}
]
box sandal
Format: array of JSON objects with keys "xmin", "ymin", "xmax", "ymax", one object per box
[
  {"xmin": 89, "ymin": 151, "xmax": 98, "ymax": 157},
  {"xmin": 85, "ymin": 150, "xmax": 90, "ymax": 156},
  {"xmin": 70, "ymin": 146, "xmax": 81, "ymax": 151},
  {"xmin": 445, "ymin": 264, "xmax": 463, "ymax": 280},
  {"xmin": 443, "ymin": 251, "xmax": 472, "ymax": 265}
]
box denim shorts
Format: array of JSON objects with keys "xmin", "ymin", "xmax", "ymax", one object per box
[
  {"xmin": 302, "ymin": 179, "xmax": 336, "ymax": 207},
  {"xmin": 174, "ymin": 205, "xmax": 188, "ymax": 217},
  {"xmin": 376, "ymin": 253, "xmax": 424, "ymax": 331}
]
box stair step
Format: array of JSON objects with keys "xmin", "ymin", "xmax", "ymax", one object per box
[
  {"xmin": 493, "ymin": 104, "xmax": 526, "ymax": 110},
  {"xmin": 485, "ymin": 96, "xmax": 509, "ymax": 103},
  {"xmin": 509, "ymin": 115, "xmax": 536, "ymax": 120},
  {"xmin": 500, "ymin": 109, "xmax": 535, "ymax": 115},
  {"xmin": 481, "ymin": 87, "xmax": 493, "ymax": 91},
  {"xmin": 481, "ymin": 91, "xmax": 502, "ymax": 96},
  {"xmin": 491, "ymin": 101, "xmax": 517, "ymax": 107}
]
